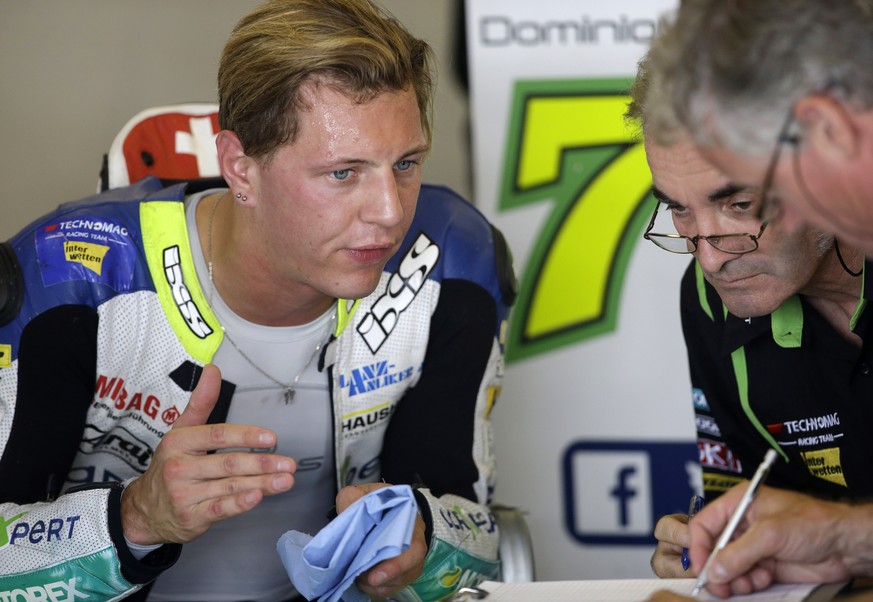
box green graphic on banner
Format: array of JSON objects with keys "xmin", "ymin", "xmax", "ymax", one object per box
[{"xmin": 499, "ymin": 78, "xmax": 656, "ymax": 362}]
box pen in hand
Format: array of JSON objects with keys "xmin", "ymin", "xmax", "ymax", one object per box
[
  {"xmin": 691, "ymin": 448, "xmax": 779, "ymax": 597},
  {"xmin": 681, "ymin": 494, "xmax": 705, "ymax": 571}
]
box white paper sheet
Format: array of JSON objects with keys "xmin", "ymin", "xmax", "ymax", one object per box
[{"xmin": 458, "ymin": 578, "xmax": 841, "ymax": 602}]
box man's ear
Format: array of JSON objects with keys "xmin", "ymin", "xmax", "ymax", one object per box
[
  {"xmin": 216, "ymin": 130, "xmax": 257, "ymax": 203},
  {"xmin": 794, "ymin": 95, "xmax": 861, "ymax": 162}
]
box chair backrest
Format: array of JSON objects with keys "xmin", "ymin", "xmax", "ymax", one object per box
[{"xmin": 99, "ymin": 103, "xmax": 222, "ymax": 192}]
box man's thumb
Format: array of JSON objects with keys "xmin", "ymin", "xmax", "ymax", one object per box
[{"xmin": 173, "ymin": 363, "xmax": 222, "ymax": 429}]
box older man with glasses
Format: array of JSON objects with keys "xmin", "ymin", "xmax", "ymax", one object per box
[
  {"xmin": 633, "ymin": 1, "xmax": 873, "ymax": 599},
  {"xmin": 626, "ymin": 48, "xmax": 873, "ymax": 592},
  {"xmin": 644, "ymin": 0, "xmax": 873, "ymax": 256}
]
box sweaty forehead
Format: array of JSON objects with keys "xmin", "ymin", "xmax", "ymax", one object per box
[{"xmin": 645, "ymin": 136, "xmax": 741, "ymax": 206}]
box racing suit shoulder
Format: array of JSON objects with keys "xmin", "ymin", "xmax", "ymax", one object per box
[
  {"xmin": 395, "ymin": 184, "xmax": 517, "ymax": 309},
  {"xmin": 1, "ymin": 177, "xmax": 189, "ymax": 360}
]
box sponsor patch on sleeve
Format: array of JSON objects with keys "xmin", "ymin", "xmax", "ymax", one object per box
[{"xmin": 35, "ymin": 217, "xmax": 136, "ymax": 290}]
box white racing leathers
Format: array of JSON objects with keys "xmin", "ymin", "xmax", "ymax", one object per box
[{"xmin": 0, "ymin": 177, "xmax": 516, "ymax": 601}]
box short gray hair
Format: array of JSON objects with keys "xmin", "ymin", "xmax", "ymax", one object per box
[
  {"xmin": 645, "ymin": 0, "xmax": 873, "ymax": 156},
  {"xmin": 625, "ymin": 13, "xmax": 685, "ymax": 146}
]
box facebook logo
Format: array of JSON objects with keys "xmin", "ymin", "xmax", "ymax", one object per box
[{"xmin": 562, "ymin": 440, "xmax": 697, "ymax": 545}]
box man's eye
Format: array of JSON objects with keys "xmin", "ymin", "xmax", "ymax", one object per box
[
  {"xmin": 332, "ymin": 169, "xmax": 351, "ymax": 181},
  {"xmin": 396, "ymin": 160, "xmax": 413, "ymax": 171}
]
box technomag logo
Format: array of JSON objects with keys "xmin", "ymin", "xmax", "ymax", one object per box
[
  {"xmin": 478, "ymin": 15, "xmax": 657, "ymax": 47},
  {"xmin": 499, "ymin": 78, "xmax": 655, "ymax": 362},
  {"xmin": 562, "ymin": 441, "xmax": 696, "ymax": 545},
  {"xmin": 49, "ymin": 219, "xmax": 128, "ymax": 237}
]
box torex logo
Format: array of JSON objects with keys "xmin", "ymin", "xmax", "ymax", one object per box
[
  {"xmin": 0, "ymin": 512, "xmax": 81, "ymax": 551},
  {"xmin": 357, "ymin": 233, "xmax": 440, "ymax": 354},
  {"xmin": 0, "ymin": 578, "xmax": 88, "ymax": 601}
]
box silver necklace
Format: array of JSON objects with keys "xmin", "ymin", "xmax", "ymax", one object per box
[{"xmin": 205, "ymin": 195, "xmax": 335, "ymax": 404}]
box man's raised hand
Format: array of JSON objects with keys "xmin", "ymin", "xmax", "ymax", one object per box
[{"xmin": 121, "ymin": 364, "xmax": 297, "ymax": 545}]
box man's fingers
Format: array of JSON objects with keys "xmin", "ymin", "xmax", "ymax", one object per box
[
  {"xmin": 162, "ymin": 450, "xmax": 296, "ymax": 482},
  {"xmin": 651, "ymin": 542, "xmax": 689, "ymax": 578},
  {"xmin": 356, "ymin": 515, "xmax": 427, "ymax": 597},
  {"xmin": 173, "ymin": 364, "xmax": 223, "ymax": 430},
  {"xmin": 357, "ymin": 540, "xmax": 425, "ymax": 597},
  {"xmin": 174, "ymin": 472, "xmax": 295, "ymax": 510},
  {"xmin": 651, "ymin": 514, "xmax": 692, "ymax": 578},
  {"xmin": 162, "ymin": 422, "xmax": 279, "ymax": 455},
  {"xmin": 705, "ymin": 527, "xmax": 781, "ymax": 588},
  {"xmin": 169, "ymin": 366, "xmax": 280, "ymax": 452},
  {"xmin": 654, "ymin": 514, "xmax": 690, "ymax": 548},
  {"xmin": 688, "ymin": 483, "xmax": 752, "ymax": 572},
  {"xmin": 336, "ymin": 482, "xmax": 389, "ymax": 513}
]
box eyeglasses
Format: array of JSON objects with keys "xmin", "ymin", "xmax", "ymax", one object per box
[
  {"xmin": 762, "ymin": 101, "xmax": 873, "ymax": 245},
  {"xmin": 643, "ymin": 201, "xmax": 769, "ymax": 254},
  {"xmin": 755, "ymin": 111, "xmax": 800, "ymax": 223}
]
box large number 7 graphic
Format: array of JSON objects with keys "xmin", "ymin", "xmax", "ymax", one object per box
[{"xmin": 500, "ymin": 79, "xmax": 655, "ymax": 362}]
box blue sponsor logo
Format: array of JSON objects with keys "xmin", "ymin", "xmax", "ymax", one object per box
[
  {"xmin": 692, "ymin": 387, "xmax": 709, "ymax": 411},
  {"xmin": 562, "ymin": 440, "xmax": 697, "ymax": 545},
  {"xmin": 339, "ymin": 361, "xmax": 416, "ymax": 397},
  {"xmin": 0, "ymin": 513, "xmax": 81, "ymax": 550}
]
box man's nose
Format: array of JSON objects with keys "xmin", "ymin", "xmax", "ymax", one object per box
[
  {"xmin": 693, "ymin": 237, "xmax": 736, "ymax": 273},
  {"xmin": 362, "ymin": 173, "xmax": 404, "ymax": 227}
]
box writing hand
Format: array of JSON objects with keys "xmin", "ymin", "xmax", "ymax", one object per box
[
  {"xmin": 651, "ymin": 513, "xmax": 695, "ymax": 578},
  {"xmin": 337, "ymin": 483, "xmax": 427, "ymax": 598},
  {"xmin": 121, "ymin": 364, "xmax": 297, "ymax": 545},
  {"xmin": 688, "ymin": 483, "xmax": 861, "ymax": 598}
]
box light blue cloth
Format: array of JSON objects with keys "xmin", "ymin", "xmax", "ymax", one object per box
[{"xmin": 277, "ymin": 484, "xmax": 418, "ymax": 602}]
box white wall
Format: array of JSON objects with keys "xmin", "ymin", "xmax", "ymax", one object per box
[
  {"xmin": 0, "ymin": 0, "xmax": 470, "ymax": 240},
  {"xmin": 466, "ymin": 0, "xmax": 695, "ymax": 580}
]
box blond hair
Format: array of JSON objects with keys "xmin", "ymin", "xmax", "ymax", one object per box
[{"xmin": 218, "ymin": 0, "xmax": 434, "ymax": 161}]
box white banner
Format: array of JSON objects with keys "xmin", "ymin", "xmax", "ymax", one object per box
[{"xmin": 466, "ymin": 0, "xmax": 698, "ymax": 580}]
